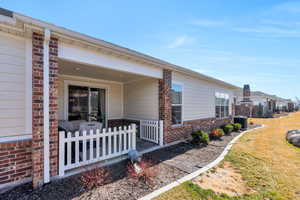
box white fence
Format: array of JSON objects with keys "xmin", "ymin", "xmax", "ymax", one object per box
[
  {"xmin": 59, "ymin": 124, "xmax": 136, "ymax": 177},
  {"xmin": 140, "ymin": 120, "xmax": 163, "ymax": 146}
]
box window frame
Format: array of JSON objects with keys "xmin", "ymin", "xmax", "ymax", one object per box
[
  {"xmin": 215, "ymin": 92, "xmax": 230, "ymax": 119},
  {"xmin": 171, "ymin": 82, "xmax": 184, "ymax": 126}
]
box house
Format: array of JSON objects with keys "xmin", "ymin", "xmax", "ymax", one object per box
[
  {"xmin": 0, "ymin": 8, "xmax": 238, "ymax": 191},
  {"xmin": 234, "ymin": 84, "xmax": 294, "ymax": 118}
]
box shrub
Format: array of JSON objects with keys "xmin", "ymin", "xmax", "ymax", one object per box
[
  {"xmin": 80, "ymin": 167, "xmax": 111, "ymax": 189},
  {"xmin": 210, "ymin": 128, "xmax": 224, "ymax": 139},
  {"xmin": 233, "ymin": 123, "xmax": 242, "ymax": 131},
  {"xmin": 127, "ymin": 159, "xmax": 159, "ymax": 187},
  {"xmin": 249, "ymin": 121, "xmax": 254, "ymax": 125},
  {"xmin": 191, "ymin": 130, "xmax": 210, "ymax": 145},
  {"xmin": 223, "ymin": 124, "xmax": 234, "ymax": 135}
]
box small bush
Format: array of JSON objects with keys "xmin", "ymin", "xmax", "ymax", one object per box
[
  {"xmin": 223, "ymin": 124, "xmax": 234, "ymax": 135},
  {"xmin": 127, "ymin": 159, "xmax": 159, "ymax": 187},
  {"xmin": 210, "ymin": 128, "xmax": 224, "ymax": 139},
  {"xmin": 80, "ymin": 167, "xmax": 111, "ymax": 189},
  {"xmin": 233, "ymin": 123, "xmax": 242, "ymax": 131},
  {"xmin": 191, "ymin": 130, "xmax": 210, "ymax": 145},
  {"xmin": 249, "ymin": 121, "xmax": 254, "ymax": 125}
]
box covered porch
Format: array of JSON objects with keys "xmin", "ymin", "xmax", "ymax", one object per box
[{"xmin": 57, "ymin": 59, "xmax": 164, "ymax": 176}]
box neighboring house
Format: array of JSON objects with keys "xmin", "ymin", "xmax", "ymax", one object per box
[
  {"xmin": 235, "ymin": 85, "xmax": 295, "ymax": 118},
  {"xmin": 0, "ymin": 8, "xmax": 238, "ymax": 191}
]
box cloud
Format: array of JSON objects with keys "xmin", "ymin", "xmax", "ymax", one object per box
[
  {"xmin": 166, "ymin": 35, "xmax": 196, "ymax": 49},
  {"xmin": 273, "ymin": 1, "xmax": 300, "ymax": 14},
  {"xmin": 233, "ymin": 26, "xmax": 300, "ymax": 38},
  {"xmin": 190, "ymin": 19, "xmax": 226, "ymax": 27}
]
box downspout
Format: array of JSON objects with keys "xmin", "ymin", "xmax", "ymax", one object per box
[{"xmin": 43, "ymin": 28, "xmax": 51, "ymax": 183}]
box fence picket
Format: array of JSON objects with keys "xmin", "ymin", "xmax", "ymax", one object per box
[{"xmin": 59, "ymin": 124, "xmax": 137, "ymax": 176}]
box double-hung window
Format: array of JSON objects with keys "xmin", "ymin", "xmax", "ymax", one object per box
[
  {"xmin": 215, "ymin": 92, "xmax": 230, "ymax": 119},
  {"xmin": 171, "ymin": 83, "xmax": 183, "ymax": 125}
]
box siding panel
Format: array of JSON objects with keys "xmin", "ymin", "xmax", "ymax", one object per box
[
  {"xmin": 0, "ymin": 33, "xmax": 26, "ymax": 138},
  {"xmin": 173, "ymin": 72, "xmax": 234, "ymax": 121},
  {"xmin": 124, "ymin": 78, "xmax": 159, "ymax": 120}
]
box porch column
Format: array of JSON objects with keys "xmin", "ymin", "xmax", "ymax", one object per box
[
  {"xmin": 159, "ymin": 69, "xmax": 172, "ymax": 144},
  {"xmin": 32, "ymin": 31, "xmax": 59, "ymax": 188}
]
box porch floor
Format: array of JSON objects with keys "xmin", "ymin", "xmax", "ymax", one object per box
[{"xmin": 136, "ymin": 137, "xmax": 158, "ymax": 152}]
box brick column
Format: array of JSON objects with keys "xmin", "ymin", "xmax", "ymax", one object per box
[
  {"xmin": 32, "ymin": 32, "xmax": 44, "ymax": 188},
  {"xmin": 159, "ymin": 69, "xmax": 172, "ymax": 144},
  {"xmin": 32, "ymin": 32, "xmax": 59, "ymax": 187},
  {"xmin": 49, "ymin": 37, "xmax": 59, "ymax": 177}
]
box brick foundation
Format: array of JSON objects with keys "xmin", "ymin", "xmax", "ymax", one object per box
[
  {"xmin": 166, "ymin": 117, "xmax": 233, "ymax": 143},
  {"xmin": 0, "ymin": 140, "xmax": 32, "ymax": 185}
]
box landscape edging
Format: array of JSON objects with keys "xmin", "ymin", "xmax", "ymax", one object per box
[{"xmin": 139, "ymin": 124, "xmax": 265, "ymax": 200}]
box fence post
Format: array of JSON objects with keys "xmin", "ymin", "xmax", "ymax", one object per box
[
  {"xmin": 59, "ymin": 131, "xmax": 65, "ymax": 177},
  {"xmin": 159, "ymin": 120, "xmax": 164, "ymax": 146},
  {"xmin": 131, "ymin": 123, "xmax": 136, "ymax": 150}
]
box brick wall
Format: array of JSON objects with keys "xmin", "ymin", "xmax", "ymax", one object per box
[
  {"xmin": 0, "ymin": 140, "xmax": 32, "ymax": 185},
  {"xmin": 235, "ymin": 104, "xmax": 252, "ymax": 117},
  {"xmin": 32, "ymin": 32, "xmax": 44, "ymax": 188},
  {"xmin": 158, "ymin": 69, "xmax": 172, "ymax": 145},
  {"xmin": 166, "ymin": 117, "xmax": 233, "ymax": 143},
  {"xmin": 49, "ymin": 37, "xmax": 59, "ymax": 177},
  {"xmin": 31, "ymin": 32, "xmax": 59, "ymax": 187}
]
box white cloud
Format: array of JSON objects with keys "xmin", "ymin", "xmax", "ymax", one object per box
[
  {"xmin": 233, "ymin": 26, "xmax": 300, "ymax": 38},
  {"xmin": 273, "ymin": 1, "xmax": 300, "ymax": 14},
  {"xmin": 167, "ymin": 35, "xmax": 195, "ymax": 49},
  {"xmin": 190, "ymin": 19, "xmax": 225, "ymax": 27}
]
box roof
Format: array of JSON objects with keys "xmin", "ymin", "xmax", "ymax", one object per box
[
  {"xmin": 234, "ymin": 88, "xmax": 292, "ymax": 102},
  {"xmin": 0, "ymin": 8, "xmax": 238, "ymax": 90}
]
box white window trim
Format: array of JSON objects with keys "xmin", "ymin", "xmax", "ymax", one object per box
[
  {"xmin": 63, "ymin": 80, "xmax": 110, "ymax": 127},
  {"xmin": 171, "ymin": 81, "xmax": 184, "ymax": 126},
  {"xmin": 215, "ymin": 92, "xmax": 230, "ymax": 119}
]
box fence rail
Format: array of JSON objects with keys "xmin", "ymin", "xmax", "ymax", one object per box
[
  {"xmin": 59, "ymin": 124, "xmax": 136, "ymax": 177},
  {"xmin": 140, "ymin": 120, "xmax": 163, "ymax": 145}
]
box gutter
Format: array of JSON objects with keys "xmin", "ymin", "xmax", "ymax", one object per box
[{"xmin": 43, "ymin": 28, "xmax": 51, "ymax": 184}]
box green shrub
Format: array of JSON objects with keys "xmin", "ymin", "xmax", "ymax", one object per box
[
  {"xmin": 191, "ymin": 130, "xmax": 210, "ymax": 145},
  {"xmin": 210, "ymin": 128, "xmax": 224, "ymax": 139},
  {"xmin": 223, "ymin": 124, "xmax": 234, "ymax": 135},
  {"xmin": 233, "ymin": 123, "xmax": 242, "ymax": 131}
]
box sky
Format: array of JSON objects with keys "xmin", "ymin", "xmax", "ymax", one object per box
[{"xmin": 1, "ymin": 0, "xmax": 299, "ymax": 99}]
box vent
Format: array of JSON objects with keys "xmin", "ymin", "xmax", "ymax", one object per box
[{"xmin": 0, "ymin": 8, "xmax": 13, "ymax": 18}]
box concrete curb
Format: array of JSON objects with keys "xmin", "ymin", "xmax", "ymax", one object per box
[{"xmin": 139, "ymin": 124, "xmax": 265, "ymax": 200}]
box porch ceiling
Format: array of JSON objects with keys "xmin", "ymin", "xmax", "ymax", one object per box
[{"xmin": 58, "ymin": 59, "xmax": 150, "ymax": 83}]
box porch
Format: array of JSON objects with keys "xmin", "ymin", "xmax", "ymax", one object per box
[{"xmin": 57, "ymin": 59, "xmax": 164, "ymax": 176}]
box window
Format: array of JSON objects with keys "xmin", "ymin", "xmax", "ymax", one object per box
[
  {"xmin": 171, "ymin": 83, "xmax": 182, "ymax": 125},
  {"xmin": 215, "ymin": 92, "xmax": 230, "ymax": 119}
]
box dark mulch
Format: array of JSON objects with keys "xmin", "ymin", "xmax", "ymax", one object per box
[{"xmin": 0, "ymin": 124, "xmax": 260, "ymax": 200}]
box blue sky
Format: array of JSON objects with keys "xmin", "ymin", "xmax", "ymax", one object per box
[{"xmin": 1, "ymin": 0, "xmax": 299, "ymax": 99}]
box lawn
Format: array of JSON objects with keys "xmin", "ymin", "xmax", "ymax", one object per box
[{"xmin": 156, "ymin": 112, "xmax": 300, "ymax": 200}]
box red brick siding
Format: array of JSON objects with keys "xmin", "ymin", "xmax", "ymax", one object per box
[
  {"xmin": 0, "ymin": 140, "xmax": 32, "ymax": 185},
  {"xmin": 159, "ymin": 69, "xmax": 172, "ymax": 145},
  {"xmin": 32, "ymin": 32, "xmax": 44, "ymax": 187},
  {"xmin": 166, "ymin": 117, "xmax": 233, "ymax": 144},
  {"xmin": 31, "ymin": 33, "xmax": 59, "ymax": 187},
  {"xmin": 49, "ymin": 37, "xmax": 59, "ymax": 177}
]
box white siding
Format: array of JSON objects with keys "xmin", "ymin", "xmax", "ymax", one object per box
[
  {"xmin": 58, "ymin": 76, "xmax": 123, "ymax": 120},
  {"xmin": 58, "ymin": 42, "xmax": 163, "ymax": 79},
  {"xmin": 0, "ymin": 33, "xmax": 27, "ymax": 138},
  {"xmin": 173, "ymin": 72, "xmax": 234, "ymax": 121},
  {"xmin": 124, "ymin": 78, "xmax": 159, "ymax": 120}
]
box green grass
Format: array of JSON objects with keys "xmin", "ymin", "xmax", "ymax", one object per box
[{"xmin": 156, "ymin": 181, "xmax": 283, "ymax": 200}]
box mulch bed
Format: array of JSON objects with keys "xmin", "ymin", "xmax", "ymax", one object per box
[{"xmin": 0, "ymin": 124, "xmax": 260, "ymax": 200}]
